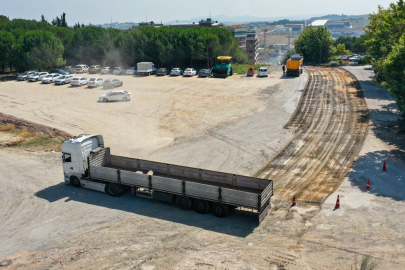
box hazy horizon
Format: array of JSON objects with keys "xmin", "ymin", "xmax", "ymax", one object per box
[{"xmin": 0, "ymin": 0, "xmax": 394, "ymax": 25}]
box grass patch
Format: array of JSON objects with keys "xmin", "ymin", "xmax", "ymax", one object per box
[
  {"xmin": 0, "ymin": 120, "xmax": 64, "ymax": 151},
  {"xmin": 233, "ymin": 64, "xmax": 263, "ymax": 75}
]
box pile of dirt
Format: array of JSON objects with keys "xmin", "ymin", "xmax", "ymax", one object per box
[{"xmin": 0, "ymin": 112, "xmax": 71, "ymax": 138}]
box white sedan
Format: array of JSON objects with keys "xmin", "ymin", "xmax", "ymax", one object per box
[
  {"xmin": 70, "ymin": 77, "xmax": 88, "ymax": 87},
  {"xmin": 99, "ymin": 90, "xmax": 132, "ymax": 102},
  {"xmin": 41, "ymin": 73, "xmax": 61, "ymax": 84},
  {"xmin": 28, "ymin": 72, "xmax": 48, "ymax": 82},
  {"xmin": 17, "ymin": 71, "xmax": 36, "ymax": 81},
  {"xmin": 183, "ymin": 68, "xmax": 197, "ymax": 77},
  {"xmin": 88, "ymin": 77, "xmax": 104, "ymax": 88},
  {"xmin": 54, "ymin": 75, "xmax": 74, "ymax": 85}
]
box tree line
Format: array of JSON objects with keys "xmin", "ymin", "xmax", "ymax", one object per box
[{"xmin": 0, "ymin": 14, "xmax": 250, "ymax": 73}]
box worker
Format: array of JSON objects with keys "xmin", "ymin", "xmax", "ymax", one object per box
[{"xmin": 282, "ymin": 65, "xmax": 285, "ymax": 75}]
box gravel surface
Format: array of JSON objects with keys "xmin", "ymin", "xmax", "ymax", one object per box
[{"xmin": 1, "ymin": 66, "xmax": 404, "ymax": 269}]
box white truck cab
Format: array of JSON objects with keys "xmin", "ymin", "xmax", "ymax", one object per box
[
  {"xmin": 62, "ymin": 134, "xmax": 104, "ymax": 185},
  {"xmin": 258, "ymin": 67, "xmax": 269, "ymax": 77}
]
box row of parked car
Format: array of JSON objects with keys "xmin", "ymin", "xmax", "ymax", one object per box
[
  {"xmin": 17, "ymin": 71, "xmax": 124, "ymax": 89},
  {"xmin": 337, "ymin": 54, "xmax": 365, "ymax": 61},
  {"xmin": 63, "ymin": 65, "xmax": 213, "ymax": 77}
]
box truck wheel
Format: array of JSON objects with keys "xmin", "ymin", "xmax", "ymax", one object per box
[
  {"xmin": 176, "ymin": 196, "xmax": 192, "ymax": 210},
  {"xmin": 212, "ymin": 203, "xmax": 229, "ymax": 217},
  {"xmin": 70, "ymin": 176, "xmax": 81, "ymax": 187},
  {"xmin": 106, "ymin": 183, "xmax": 119, "ymax": 197},
  {"xmin": 193, "ymin": 199, "xmax": 210, "ymax": 214}
]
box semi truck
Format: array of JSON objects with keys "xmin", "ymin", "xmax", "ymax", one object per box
[
  {"xmin": 286, "ymin": 53, "xmax": 303, "ymax": 77},
  {"xmin": 136, "ymin": 62, "xmax": 157, "ymax": 76},
  {"xmin": 211, "ymin": 56, "xmax": 234, "ymax": 78},
  {"xmin": 62, "ymin": 134, "xmax": 273, "ymax": 222}
]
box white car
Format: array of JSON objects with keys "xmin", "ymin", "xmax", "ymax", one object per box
[
  {"xmin": 70, "ymin": 77, "xmax": 88, "ymax": 87},
  {"xmin": 87, "ymin": 77, "xmax": 104, "ymax": 88},
  {"xmin": 54, "ymin": 75, "xmax": 74, "ymax": 85},
  {"xmin": 113, "ymin": 67, "xmax": 125, "ymax": 75},
  {"xmin": 100, "ymin": 67, "xmax": 111, "ymax": 74},
  {"xmin": 349, "ymin": 56, "xmax": 361, "ymax": 61},
  {"xmin": 28, "ymin": 72, "xmax": 48, "ymax": 82},
  {"xmin": 41, "ymin": 73, "xmax": 61, "ymax": 84},
  {"xmin": 125, "ymin": 67, "xmax": 137, "ymax": 75},
  {"xmin": 75, "ymin": 64, "xmax": 89, "ymax": 73},
  {"xmin": 183, "ymin": 68, "xmax": 197, "ymax": 77},
  {"xmin": 17, "ymin": 71, "xmax": 36, "ymax": 81},
  {"xmin": 258, "ymin": 67, "xmax": 269, "ymax": 77},
  {"xmin": 99, "ymin": 90, "xmax": 132, "ymax": 102}
]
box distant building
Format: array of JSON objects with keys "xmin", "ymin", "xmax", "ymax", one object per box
[
  {"xmin": 327, "ymin": 21, "xmax": 352, "ymax": 28},
  {"xmin": 131, "ymin": 21, "xmax": 163, "ymax": 29},
  {"xmin": 286, "ymin": 24, "xmax": 303, "ymax": 31},
  {"xmin": 290, "ymin": 20, "xmax": 307, "ymax": 28},
  {"xmin": 246, "ymin": 30, "xmax": 259, "ymax": 64},
  {"xmin": 310, "ymin": 20, "xmax": 329, "ymax": 28},
  {"xmin": 275, "ymin": 27, "xmax": 292, "ymax": 33},
  {"xmin": 228, "ymin": 28, "xmax": 248, "ymax": 50},
  {"xmin": 169, "ymin": 18, "xmax": 223, "ymax": 28}
]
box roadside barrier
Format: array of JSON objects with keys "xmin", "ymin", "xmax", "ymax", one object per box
[
  {"xmin": 365, "ymin": 178, "xmax": 371, "ymax": 189},
  {"xmin": 291, "ymin": 195, "xmax": 297, "ymax": 207},
  {"xmin": 334, "ymin": 195, "xmax": 340, "ymax": 209},
  {"xmin": 382, "ymin": 160, "xmax": 387, "ymax": 172}
]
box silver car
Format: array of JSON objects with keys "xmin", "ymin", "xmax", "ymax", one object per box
[
  {"xmin": 28, "ymin": 72, "xmax": 49, "ymax": 82},
  {"xmin": 87, "ymin": 77, "xmax": 104, "ymax": 88},
  {"xmin": 54, "ymin": 75, "xmax": 74, "ymax": 85},
  {"xmin": 99, "ymin": 90, "xmax": 132, "ymax": 102},
  {"xmin": 17, "ymin": 71, "xmax": 36, "ymax": 81},
  {"xmin": 41, "ymin": 74, "xmax": 61, "ymax": 84},
  {"xmin": 70, "ymin": 77, "xmax": 88, "ymax": 87}
]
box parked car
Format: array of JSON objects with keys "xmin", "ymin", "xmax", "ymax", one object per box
[
  {"xmin": 89, "ymin": 65, "xmax": 101, "ymax": 74},
  {"xmin": 54, "ymin": 75, "xmax": 74, "ymax": 85},
  {"xmin": 170, "ymin": 68, "xmax": 183, "ymax": 76},
  {"xmin": 183, "ymin": 68, "xmax": 197, "ymax": 77},
  {"xmin": 75, "ymin": 64, "xmax": 89, "ymax": 73},
  {"xmin": 64, "ymin": 66, "xmax": 75, "ymax": 74},
  {"xmin": 103, "ymin": 78, "xmax": 123, "ymax": 89},
  {"xmin": 17, "ymin": 71, "xmax": 36, "ymax": 81},
  {"xmin": 87, "ymin": 77, "xmax": 104, "ymax": 88},
  {"xmin": 349, "ymin": 55, "xmax": 361, "ymax": 61},
  {"xmin": 341, "ymin": 55, "xmax": 353, "ymax": 61},
  {"xmin": 100, "ymin": 67, "xmax": 111, "ymax": 74},
  {"xmin": 113, "ymin": 67, "xmax": 125, "ymax": 75},
  {"xmin": 41, "ymin": 73, "xmax": 61, "ymax": 84},
  {"xmin": 156, "ymin": 68, "xmax": 168, "ymax": 76},
  {"xmin": 125, "ymin": 67, "xmax": 137, "ymax": 75},
  {"xmin": 258, "ymin": 67, "xmax": 269, "ymax": 77},
  {"xmin": 50, "ymin": 69, "xmax": 69, "ymax": 75},
  {"xmin": 198, "ymin": 69, "xmax": 211, "ymax": 78},
  {"xmin": 70, "ymin": 77, "xmax": 88, "ymax": 87},
  {"xmin": 99, "ymin": 90, "xmax": 132, "ymax": 102},
  {"xmin": 28, "ymin": 72, "xmax": 48, "ymax": 82}
]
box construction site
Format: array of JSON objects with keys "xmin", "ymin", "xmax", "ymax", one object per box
[{"xmin": 0, "ymin": 65, "xmax": 404, "ymax": 270}]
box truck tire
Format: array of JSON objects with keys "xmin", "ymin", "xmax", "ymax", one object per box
[
  {"xmin": 70, "ymin": 176, "xmax": 81, "ymax": 187},
  {"xmin": 176, "ymin": 196, "xmax": 192, "ymax": 210},
  {"xmin": 193, "ymin": 199, "xmax": 210, "ymax": 214},
  {"xmin": 212, "ymin": 203, "xmax": 229, "ymax": 217},
  {"xmin": 106, "ymin": 183, "xmax": 119, "ymax": 197}
]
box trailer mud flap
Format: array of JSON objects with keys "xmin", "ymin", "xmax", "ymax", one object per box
[{"xmin": 259, "ymin": 202, "xmax": 271, "ymax": 223}]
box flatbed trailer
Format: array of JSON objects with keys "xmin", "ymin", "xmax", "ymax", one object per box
[{"xmin": 87, "ymin": 147, "xmax": 273, "ymax": 222}]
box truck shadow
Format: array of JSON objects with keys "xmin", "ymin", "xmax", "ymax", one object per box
[{"xmin": 34, "ymin": 183, "xmax": 258, "ymax": 237}]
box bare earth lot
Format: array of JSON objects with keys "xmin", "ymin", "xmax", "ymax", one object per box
[{"xmin": 1, "ymin": 66, "xmax": 404, "ymax": 269}]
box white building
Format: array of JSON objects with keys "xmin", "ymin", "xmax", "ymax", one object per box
[{"xmin": 310, "ymin": 20, "xmax": 328, "ymax": 28}]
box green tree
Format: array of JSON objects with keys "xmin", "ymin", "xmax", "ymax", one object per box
[
  {"xmin": 294, "ymin": 26, "xmax": 334, "ymax": 64},
  {"xmin": 16, "ymin": 31, "xmax": 64, "ymax": 71},
  {"xmin": 0, "ymin": 31, "xmax": 15, "ymax": 73},
  {"xmin": 335, "ymin": 43, "xmax": 350, "ymax": 56}
]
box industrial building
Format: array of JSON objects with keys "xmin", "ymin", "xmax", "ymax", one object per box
[{"xmin": 310, "ymin": 20, "xmax": 328, "ymax": 28}]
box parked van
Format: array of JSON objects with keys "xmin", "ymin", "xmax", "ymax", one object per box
[{"xmin": 75, "ymin": 64, "xmax": 89, "ymax": 73}]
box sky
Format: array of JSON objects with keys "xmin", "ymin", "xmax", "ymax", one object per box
[{"xmin": 0, "ymin": 0, "xmax": 395, "ymax": 25}]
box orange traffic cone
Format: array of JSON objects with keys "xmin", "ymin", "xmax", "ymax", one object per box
[
  {"xmin": 291, "ymin": 195, "xmax": 297, "ymax": 207},
  {"xmin": 365, "ymin": 178, "xmax": 371, "ymax": 189},
  {"xmin": 382, "ymin": 160, "xmax": 387, "ymax": 172},
  {"xmin": 334, "ymin": 195, "xmax": 340, "ymax": 209}
]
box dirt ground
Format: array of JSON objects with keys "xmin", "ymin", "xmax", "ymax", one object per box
[{"xmin": 0, "ymin": 66, "xmax": 404, "ymax": 269}]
